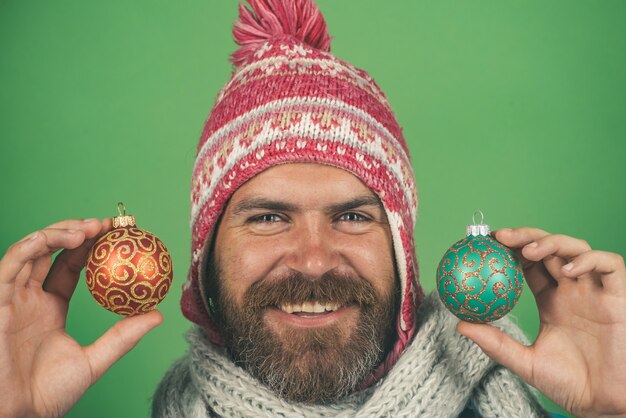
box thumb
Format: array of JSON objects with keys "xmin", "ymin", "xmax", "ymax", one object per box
[
  {"xmin": 84, "ymin": 310, "xmax": 163, "ymax": 382},
  {"xmin": 457, "ymin": 321, "xmax": 535, "ymax": 386}
]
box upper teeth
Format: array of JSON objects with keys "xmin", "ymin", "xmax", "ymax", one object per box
[{"xmin": 280, "ymin": 302, "xmax": 339, "ymax": 314}]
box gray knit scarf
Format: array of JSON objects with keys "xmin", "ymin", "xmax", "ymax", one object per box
[{"xmin": 152, "ymin": 293, "xmax": 551, "ymax": 417}]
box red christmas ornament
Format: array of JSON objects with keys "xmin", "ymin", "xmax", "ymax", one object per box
[{"xmin": 85, "ymin": 203, "xmax": 173, "ymax": 316}]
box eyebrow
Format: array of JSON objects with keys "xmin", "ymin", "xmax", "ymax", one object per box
[
  {"xmin": 231, "ymin": 198, "xmax": 298, "ymax": 216},
  {"xmin": 230, "ymin": 195, "xmax": 383, "ymax": 217},
  {"xmin": 325, "ymin": 195, "xmax": 383, "ymax": 214}
]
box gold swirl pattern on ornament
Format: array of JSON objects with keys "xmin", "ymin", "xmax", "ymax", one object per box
[
  {"xmin": 85, "ymin": 227, "xmax": 173, "ymax": 316},
  {"xmin": 441, "ymin": 251, "xmax": 457, "ymax": 273}
]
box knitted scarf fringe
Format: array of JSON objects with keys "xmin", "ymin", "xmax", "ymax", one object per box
[{"xmin": 152, "ymin": 293, "xmax": 551, "ymax": 418}]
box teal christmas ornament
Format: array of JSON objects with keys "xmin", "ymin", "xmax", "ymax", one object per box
[{"xmin": 436, "ymin": 211, "xmax": 524, "ymax": 323}]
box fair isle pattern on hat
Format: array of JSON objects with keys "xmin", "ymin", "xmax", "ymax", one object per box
[{"xmin": 182, "ymin": 0, "xmax": 423, "ymax": 381}]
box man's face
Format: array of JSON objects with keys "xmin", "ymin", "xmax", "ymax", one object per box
[{"xmin": 208, "ymin": 163, "xmax": 398, "ymax": 403}]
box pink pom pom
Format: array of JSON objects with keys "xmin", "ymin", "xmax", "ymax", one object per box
[{"xmin": 231, "ymin": 0, "xmax": 332, "ymax": 67}]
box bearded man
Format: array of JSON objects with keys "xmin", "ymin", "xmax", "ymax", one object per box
[{"xmin": 1, "ymin": 1, "xmax": 625, "ymax": 417}]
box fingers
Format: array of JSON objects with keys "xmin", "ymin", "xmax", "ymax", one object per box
[
  {"xmin": 1, "ymin": 232, "xmax": 45, "ymax": 289},
  {"xmin": 25, "ymin": 220, "xmax": 105, "ymax": 288},
  {"xmin": 16, "ymin": 255, "xmax": 52, "ymax": 289},
  {"xmin": 84, "ymin": 310, "xmax": 163, "ymax": 382},
  {"xmin": 43, "ymin": 219, "xmax": 112, "ymax": 302},
  {"xmin": 457, "ymin": 321, "xmax": 535, "ymax": 386},
  {"xmin": 21, "ymin": 228, "xmax": 87, "ymax": 285},
  {"xmin": 522, "ymin": 260, "xmax": 559, "ymax": 296},
  {"xmin": 562, "ymin": 251, "xmax": 626, "ymax": 296},
  {"xmin": 493, "ymin": 227, "xmax": 551, "ymax": 250},
  {"xmin": 520, "ymin": 234, "xmax": 592, "ymax": 285},
  {"xmin": 493, "ymin": 228, "xmax": 556, "ymax": 295},
  {"xmin": 495, "ymin": 227, "xmax": 625, "ymax": 296},
  {"xmin": 0, "ymin": 232, "xmax": 77, "ymax": 306},
  {"xmin": 520, "ymin": 234, "xmax": 591, "ymax": 263},
  {"xmin": 2, "ymin": 229, "xmax": 85, "ymax": 282},
  {"xmin": 45, "ymin": 218, "xmax": 101, "ymax": 231},
  {"xmin": 0, "ymin": 219, "xmax": 107, "ymax": 307}
]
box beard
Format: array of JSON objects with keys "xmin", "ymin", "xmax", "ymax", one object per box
[{"xmin": 206, "ymin": 261, "xmax": 398, "ymax": 404}]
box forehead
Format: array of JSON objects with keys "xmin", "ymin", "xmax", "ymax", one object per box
[{"xmin": 227, "ymin": 163, "xmax": 378, "ymax": 208}]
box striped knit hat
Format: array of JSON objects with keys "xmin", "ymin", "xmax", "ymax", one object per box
[{"xmin": 182, "ymin": 0, "xmax": 423, "ymax": 380}]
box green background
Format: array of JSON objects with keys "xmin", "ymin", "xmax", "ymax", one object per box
[{"xmin": 1, "ymin": 1, "xmax": 625, "ymax": 417}]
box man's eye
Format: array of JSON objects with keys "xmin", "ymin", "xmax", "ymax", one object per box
[
  {"xmin": 337, "ymin": 212, "xmax": 369, "ymax": 222},
  {"xmin": 249, "ymin": 214, "xmax": 283, "ymax": 223},
  {"xmin": 244, "ymin": 213, "xmax": 289, "ymax": 235}
]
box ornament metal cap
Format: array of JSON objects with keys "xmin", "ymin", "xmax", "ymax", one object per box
[
  {"xmin": 112, "ymin": 202, "xmax": 136, "ymax": 228},
  {"xmin": 466, "ymin": 210, "xmax": 491, "ymax": 237}
]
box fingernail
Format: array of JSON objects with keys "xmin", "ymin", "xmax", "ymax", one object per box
[
  {"xmin": 20, "ymin": 231, "xmax": 39, "ymax": 242},
  {"xmin": 563, "ymin": 263, "xmax": 574, "ymax": 271},
  {"xmin": 492, "ymin": 228, "xmax": 510, "ymax": 237},
  {"xmin": 68, "ymin": 229, "xmax": 79, "ymax": 234},
  {"xmin": 527, "ymin": 242, "xmax": 538, "ymax": 248},
  {"xmin": 83, "ymin": 218, "xmax": 97, "ymax": 222}
]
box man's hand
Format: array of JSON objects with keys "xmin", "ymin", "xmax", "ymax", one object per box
[
  {"xmin": 0, "ymin": 219, "xmax": 163, "ymax": 418},
  {"xmin": 457, "ymin": 227, "xmax": 626, "ymax": 418}
]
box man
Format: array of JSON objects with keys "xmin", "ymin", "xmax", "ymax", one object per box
[{"xmin": 1, "ymin": 1, "xmax": 625, "ymax": 417}]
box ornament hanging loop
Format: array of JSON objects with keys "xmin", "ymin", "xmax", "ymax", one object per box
[
  {"xmin": 467, "ymin": 209, "xmax": 490, "ymax": 237},
  {"xmin": 472, "ymin": 210, "xmax": 485, "ymax": 225},
  {"xmin": 117, "ymin": 202, "xmax": 127, "ymax": 217},
  {"xmin": 113, "ymin": 202, "xmax": 136, "ymax": 228}
]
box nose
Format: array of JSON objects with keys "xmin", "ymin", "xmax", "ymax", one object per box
[{"xmin": 284, "ymin": 217, "xmax": 339, "ymax": 278}]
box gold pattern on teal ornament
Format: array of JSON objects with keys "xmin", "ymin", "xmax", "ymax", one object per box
[{"xmin": 436, "ymin": 211, "xmax": 524, "ymax": 323}]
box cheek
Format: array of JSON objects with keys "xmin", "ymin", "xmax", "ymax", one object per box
[
  {"xmin": 217, "ymin": 235, "xmax": 286, "ymax": 304},
  {"xmin": 342, "ymin": 232, "xmax": 396, "ymax": 296}
]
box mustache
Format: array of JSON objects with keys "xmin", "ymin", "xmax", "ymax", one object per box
[{"xmin": 243, "ymin": 270, "xmax": 378, "ymax": 310}]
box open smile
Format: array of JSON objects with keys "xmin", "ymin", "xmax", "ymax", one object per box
[
  {"xmin": 266, "ymin": 301, "xmax": 356, "ymax": 327},
  {"xmin": 279, "ymin": 301, "xmax": 341, "ymax": 315}
]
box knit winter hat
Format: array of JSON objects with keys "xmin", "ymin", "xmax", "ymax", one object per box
[{"xmin": 182, "ymin": 0, "xmax": 423, "ymax": 380}]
